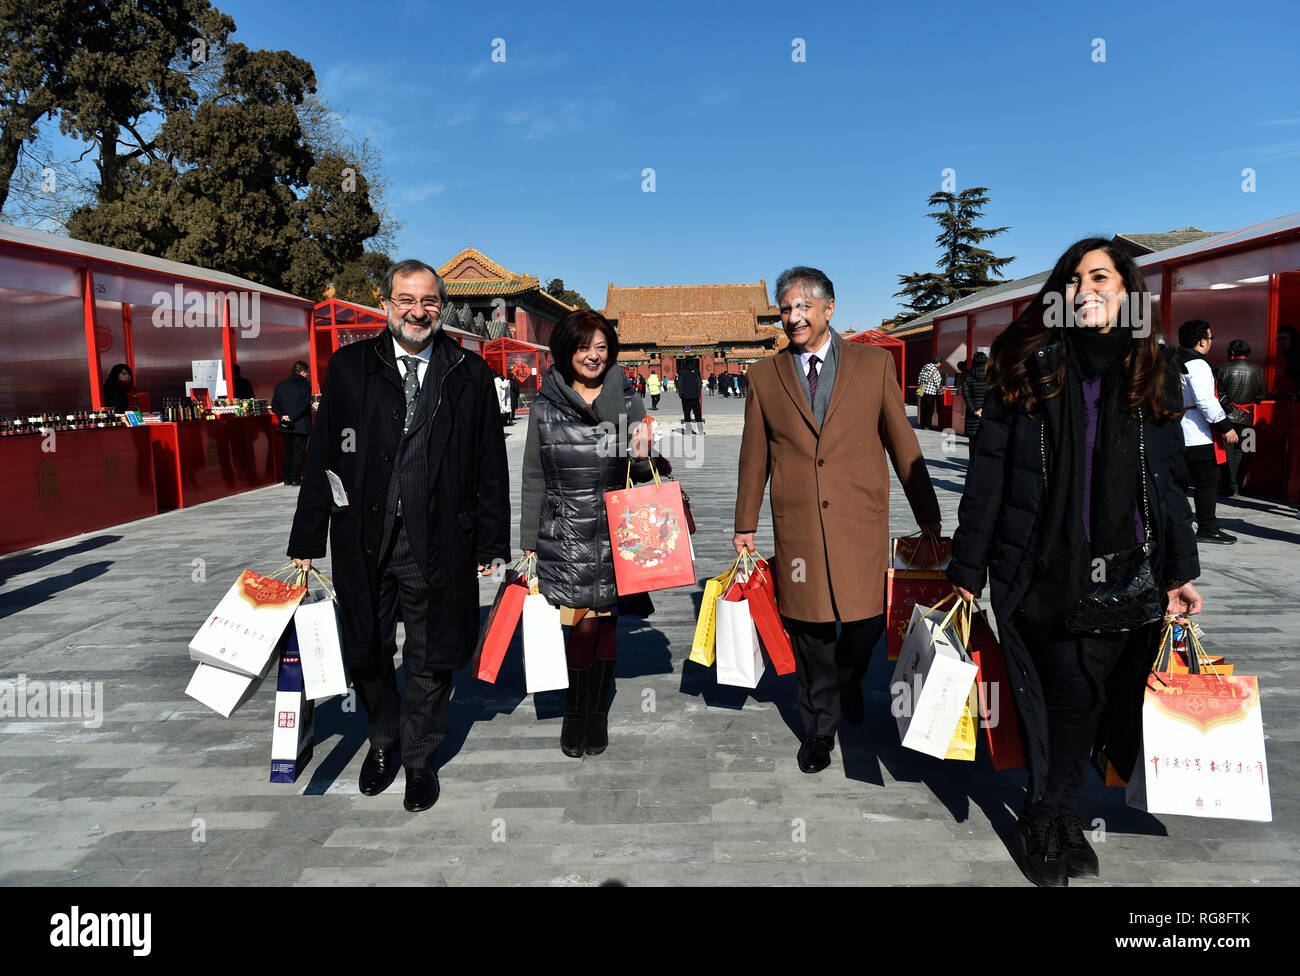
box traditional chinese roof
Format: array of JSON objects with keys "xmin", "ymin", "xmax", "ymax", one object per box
[
  {"xmin": 436, "ymin": 247, "xmax": 575, "ymax": 314},
  {"xmin": 603, "ymin": 281, "xmax": 780, "ymax": 319},
  {"xmin": 612, "ymin": 310, "xmax": 783, "ymax": 346}
]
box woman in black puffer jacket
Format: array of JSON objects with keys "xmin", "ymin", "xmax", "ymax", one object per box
[
  {"xmin": 520, "ymin": 310, "xmax": 651, "ymax": 758},
  {"xmin": 948, "ymin": 238, "xmax": 1204, "ymax": 888},
  {"xmin": 961, "ymin": 350, "xmax": 989, "ymax": 450}
]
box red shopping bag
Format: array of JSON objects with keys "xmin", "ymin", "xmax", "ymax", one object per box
[
  {"xmin": 472, "ymin": 566, "xmax": 530, "ymax": 683},
  {"xmin": 605, "ymin": 471, "xmax": 696, "ymax": 595},
  {"xmin": 740, "ymin": 557, "xmax": 796, "ymax": 675},
  {"xmin": 965, "ymin": 607, "xmax": 1025, "ymax": 770},
  {"xmin": 885, "ymin": 569, "xmax": 953, "ymax": 661}
]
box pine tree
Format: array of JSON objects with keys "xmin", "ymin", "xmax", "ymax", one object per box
[{"xmin": 893, "ymin": 187, "xmax": 1014, "ymax": 324}]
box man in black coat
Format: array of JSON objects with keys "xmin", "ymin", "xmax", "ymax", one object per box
[
  {"xmin": 288, "ymin": 260, "xmax": 510, "ymax": 812},
  {"xmin": 677, "ymin": 363, "xmax": 704, "ymax": 434},
  {"xmin": 271, "ymin": 361, "xmax": 312, "ymax": 486}
]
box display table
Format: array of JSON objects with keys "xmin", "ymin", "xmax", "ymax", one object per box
[
  {"xmin": 149, "ymin": 414, "xmax": 281, "ymax": 510},
  {"xmin": 943, "ymin": 386, "xmax": 959, "ymax": 434},
  {"xmin": 0, "ymin": 426, "xmax": 158, "ymax": 556}
]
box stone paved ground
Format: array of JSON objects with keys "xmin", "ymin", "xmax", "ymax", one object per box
[{"xmin": 1, "ymin": 390, "xmax": 1296, "ymax": 887}]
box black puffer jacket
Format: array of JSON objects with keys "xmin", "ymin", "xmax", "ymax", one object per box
[
  {"xmin": 520, "ymin": 366, "xmax": 646, "ymax": 609},
  {"xmin": 961, "ymin": 363, "xmax": 988, "ymax": 439},
  {"xmin": 947, "ymin": 335, "xmax": 1200, "ymax": 787}
]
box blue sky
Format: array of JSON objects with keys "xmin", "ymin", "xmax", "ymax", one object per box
[{"xmin": 208, "ymin": 0, "xmax": 1299, "ymax": 323}]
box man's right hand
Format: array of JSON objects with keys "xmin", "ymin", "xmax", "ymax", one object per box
[
  {"xmin": 732, "ymin": 532, "xmax": 756, "ymax": 555},
  {"xmin": 292, "ymin": 557, "xmax": 312, "ymax": 572},
  {"xmin": 1223, "ymin": 429, "xmax": 1239, "ymax": 445}
]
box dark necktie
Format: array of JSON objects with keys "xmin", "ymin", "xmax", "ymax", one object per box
[
  {"xmin": 400, "ymin": 356, "xmax": 420, "ymax": 432},
  {"xmin": 807, "ymin": 354, "xmax": 821, "ymax": 404}
]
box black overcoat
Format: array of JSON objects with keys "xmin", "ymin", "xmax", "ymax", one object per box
[
  {"xmin": 287, "ymin": 330, "xmax": 510, "ymax": 670},
  {"xmin": 947, "ymin": 338, "xmax": 1200, "ymax": 788},
  {"xmin": 271, "ymin": 374, "xmax": 313, "ymax": 435}
]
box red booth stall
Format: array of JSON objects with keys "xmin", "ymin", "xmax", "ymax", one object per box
[
  {"xmin": 0, "ymin": 222, "xmax": 314, "ymax": 555},
  {"xmin": 482, "ymin": 336, "xmax": 553, "ymax": 407}
]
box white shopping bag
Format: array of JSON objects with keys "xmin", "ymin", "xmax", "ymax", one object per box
[
  {"xmin": 1126, "ymin": 672, "xmax": 1272, "ymax": 822},
  {"xmin": 715, "ymin": 595, "xmax": 765, "ymax": 689},
  {"xmin": 189, "ymin": 569, "xmax": 307, "ymax": 677},
  {"xmin": 270, "ymin": 627, "xmax": 314, "ymax": 783},
  {"xmin": 890, "ymin": 602, "xmax": 979, "ymax": 759},
  {"xmin": 185, "ymin": 660, "xmax": 269, "ymax": 717},
  {"xmin": 522, "ymin": 593, "xmax": 568, "ymax": 694},
  {"xmin": 294, "ymin": 595, "xmax": 349, "ymax": 701}
]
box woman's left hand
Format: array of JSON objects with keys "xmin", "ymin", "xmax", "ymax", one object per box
[
  {"xmin": 1166, "ymin": 581, "xmax": 1203, "ymax": 616},
  {"xmin": 630, "ymin": 419, "xmax": 653, "ymax": 459}
]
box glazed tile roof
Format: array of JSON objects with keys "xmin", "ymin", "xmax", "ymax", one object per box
[
  {"xmin": 604, "ymin": 281, "xmax": 780, "ymax": 318},
  {"xmin": 438, "ymin": 248, "xmax": 520, "ymax": 281},
  {"xmin": 437, "ymin": 247, "xmax": 576, "ymax": 314},
  {"xmin": 614, "ymin": 310, "xmax": 782, "ymax": 345}
]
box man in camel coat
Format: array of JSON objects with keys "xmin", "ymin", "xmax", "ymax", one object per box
[{"xmin": 734, "ymin": 266, "xmax": 941, "ymax": 774}]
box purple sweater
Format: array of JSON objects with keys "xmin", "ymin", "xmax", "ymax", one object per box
[{"xmin": 1081, "ymin": 375, "xmax": 1145, "ymax": 544}]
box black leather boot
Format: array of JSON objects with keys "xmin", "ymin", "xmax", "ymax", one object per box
[
  {"xmin": 585, "ymin": 657, "xmax": 616, "ymax": 755},
  {"xmin": 561, "ymin": 667, "xmax": 589, "ymax": 758}
]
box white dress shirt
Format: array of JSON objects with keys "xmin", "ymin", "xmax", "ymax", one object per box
[
  {"xmin": 799, "ymin": 334, "xmax": 833, "ymax": 375},
  {"xmin": 1180, "ymin": 357, "xmax": 1227, "ymax": 447},
  {"xmin": 393, "ymin": 337, "xmax": 432, "ymax": 387}
]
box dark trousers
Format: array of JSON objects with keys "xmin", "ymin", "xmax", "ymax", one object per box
[
  {"xmin": 919, "ymin": 393, "xmax": 938, "ymax": 430},
  {"xmin": 783, "ymin": 615, "xmax": 885, "ymax": 737},
  {"xmin": 1022, "ymin": 623, "xmax": 1131, "ymax": 817},
  {"xmin": 282, "ymin": 433, "xmax": 308, "ymax": 484},
  {"xmin": 353, "ymin": 517, "xmax": 453, "ymax": 770},
  {"xmin": 1221, "ymin": 423, "xmax": 1247, "ymax": 494},
  {"xmin": 682, "ymin": 397, "xmax": 702, "ymax": 425},
  {"xmin": 1184, "ymin": 442, "xmax": 1220, "ymax": 532},
  {"xmin": 650, "ymin": 394, "xmax": 661, "ymax": 409}
]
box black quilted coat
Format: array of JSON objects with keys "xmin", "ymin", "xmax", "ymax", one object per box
[
  {"xmin": 961, "ymin": 362, "xmax": 988, "ymax": 440},
  {"xmin": 947, "ymin": 335, "xmax": 1200, "ymax": 789},
  {"xmin": 520, "ymin": 366, "xmax": 646, "ymax": 609}
]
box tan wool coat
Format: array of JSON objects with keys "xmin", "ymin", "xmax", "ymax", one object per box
[{"xmin": 734, "ymin": 336, "xmax": 941, "ymax": 623}]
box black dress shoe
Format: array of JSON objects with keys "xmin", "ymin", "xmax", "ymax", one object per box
[
  {"xmin": 796, "ymin": 735, "xmax": 833, "ymax": 774},
  {"xmin": 1055, "ymin": 812, "xmax": 1100, "ymax": 879},
  {"xmin": 1016, "ymin": 813, "xmax": 1068, "ymax": 887},
  {"xmin": 1196, "ymin": 528, "xmax": 1237, "ymax": 545},
  {"xmin": 359, "ymin": 746, "xmax": 400, "ymax": 796},
  {"xmin": 841, "ymin": 684, "xmax": 864, "ymax": 726},
  {"xmin": 403, "ymin": 767, "xmax": 440, "ymax": 812}
]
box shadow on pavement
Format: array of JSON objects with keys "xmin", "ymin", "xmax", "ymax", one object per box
[
  {"xmin": 837, "ymin": 643, "xmax": 1171, "ymax": 868},
  {"xmin": 0, "ymin": 561, "xmax": 114, "ymax": 619},
  {"xmin": 0, "ymin": 534, "xmax": 121, "ymax": 587}
]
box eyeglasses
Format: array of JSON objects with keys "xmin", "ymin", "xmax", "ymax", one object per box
[{"xmin": 387, "ymin": 297, "xmax": 441, "ymax": 312}]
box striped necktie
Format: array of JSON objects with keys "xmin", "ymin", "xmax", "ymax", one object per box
[
  {"xmin": 807, "ymin": 354, "xmax": 821, "ymax": 404},
  {"xmin": 400, "ymin": 356, "xmax": 420, "ymax": 432}
]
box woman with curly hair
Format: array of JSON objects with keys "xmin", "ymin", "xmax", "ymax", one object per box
[{"xmin": 947, "ymin": 238, "xmax": 1204, "ymax": 886}]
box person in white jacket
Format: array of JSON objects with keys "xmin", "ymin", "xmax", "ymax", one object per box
[{"xmin": 1176, "ymin": 319, "xmax": 1239, "ymax": 544}]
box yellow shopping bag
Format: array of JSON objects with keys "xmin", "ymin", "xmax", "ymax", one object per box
[
  {"xmin": 944, "ymin": 683, "xmax": 980, "ymax": 761},
  {"xmin": 690, "ymin": 556, "xmax": 742, "ymax": 667}
]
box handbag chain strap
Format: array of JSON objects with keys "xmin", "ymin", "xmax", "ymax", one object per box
[{"xmin": 1136, "ymin": 407, "xmax": 1152, "ymax": 544}]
